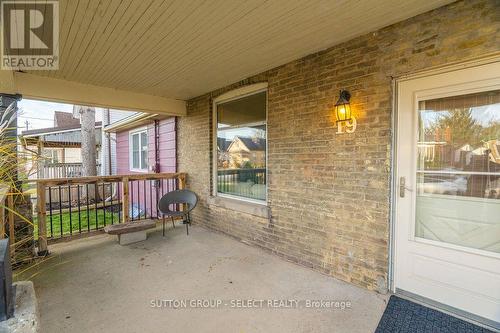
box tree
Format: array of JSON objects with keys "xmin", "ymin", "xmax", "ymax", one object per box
[
  {"xmin": 75, "ymin": 105, "xmax": 98, "ymax": 202},
  {"xmin": 481, "ymin": 120, "xmax": 500, "ymax": 142},
  {"xmin": 75, "ymin": 105, "xmax": 97, "ymax": 177},
  {"xmin": 429, "ymin": 108, "xmax": 482, "ymax": 147}
]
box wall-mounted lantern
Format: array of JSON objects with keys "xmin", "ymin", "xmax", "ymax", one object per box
[
  {"xmin": 334, "ymin": 90, "xmax": 357, "ymax": 134},
  {"xmin": 334, "ymin": 90, "xmax": 352, "ymax": 122}
]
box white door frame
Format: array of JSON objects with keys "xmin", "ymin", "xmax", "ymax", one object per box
[{"xmin": 389, "ymin": 54, "xmax": 500, "ymax": 329}]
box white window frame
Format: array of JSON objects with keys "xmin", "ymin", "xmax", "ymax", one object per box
[
  {"xmin": 129, "ymin": 127, "xmax": 148, "ymax": 172},
  {"xmin": 212, "ymin": 82, "xmax": 268, "ymax": 204},
  {"xmin": 50, "ymin": 149, "xmax": 59, "ymax": 163}
]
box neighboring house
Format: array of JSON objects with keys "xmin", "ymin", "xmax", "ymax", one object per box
[
  {"xmin": 21, "ymin": 109, "xmax": 132, "ymax": 178},
  {"xmin": 21, "ymin": 111, "xmax": 102, "ymax": 179},
  {"xmin": 54, "ymin": 110, "xmax": 79, "ymax": 127},
  {"xmin": 216, "ymin": 138, "xmax": 231, "ymax": 168},
  {"xmin": 216, "ymin": 135, "xmax": 267, "ymax": 201},
  {"xmin": 100, "ymin": 109, "xmax": 133, "ymax": 175},
  {"xmin": 104, "ymin": 112, "xmax": 176, "ymax": 218},
  {"xmin": 225, "ymin": 136, "xmax": 266, "ymax": 168}
]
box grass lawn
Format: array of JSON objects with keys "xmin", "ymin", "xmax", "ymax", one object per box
[{"xmin": 34, "ymin": 208, "xmax": 121, "ymax": 239}]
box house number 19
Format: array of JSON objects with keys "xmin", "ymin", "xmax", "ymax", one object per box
[{"xmin": 336, "ymin": 117, "xmax": 357, "ymax": 134}]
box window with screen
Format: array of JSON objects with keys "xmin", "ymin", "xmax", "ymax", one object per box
[
  {"xmin": 215, "ymin": 90, "xmax": 267, "ymax": 201},
  {"xmin": 130, "ymin": 129, "xmax": 148, "ymax": 171}
]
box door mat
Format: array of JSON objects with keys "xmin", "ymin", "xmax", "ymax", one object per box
[{"xmin": 375, "ymin": 295, "xmax": 496, "ymax": 333}]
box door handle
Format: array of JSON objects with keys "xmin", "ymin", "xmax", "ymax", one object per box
[{"xmin": 399, "ymin": 176, "xmax": 412, "ymax": 198}]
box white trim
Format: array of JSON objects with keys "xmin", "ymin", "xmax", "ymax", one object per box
[
  {"xmin": 416, "ymin": 170, "xmax": 500, "ymax": 176},
  {"xmin": 413, "ymin": 237, "xmax": 500, "ymax": 261},
  {"xmin": 22, "ymin": 124, "xmax": 102, "ymax": 138},
  {"xmin": 389, "ymin": 55, "xmax": 500, "ymax": 293},
  {"xmin": 213, "ymin": 82, "xmax": 268, "ymax": 104},
  {"xmin": 388, "ymin": 78, "xmax": 398, "ymax": 293},
  {"xmin": 104, "ymin": 112, "xmax": 161, "ymax": 133},
  {"xmin": 129, "ymin": 126, "xmax": 148, "ymax": 172},
  {"xmin": 392, "ymin": 58, "xmax": 500, "ymax": 324},
  {"xmin": 10, "ymin": 72, "xmax": 187, "ymax": 116},
  {"xmin": 217, "ymin": 192, "xmax": 268, "ymax": 206},
  {"xmin": 394, "ymin": 52, "xmax": 500, "ymax": 82},
  {"xmin": 212, "ymin": 83, "xmax": 268, "ymax": 204}
]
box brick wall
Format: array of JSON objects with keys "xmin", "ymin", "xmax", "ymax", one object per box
[{"xmin": 177, "ymin": 0, "xmax": 500, "ymax": 292}]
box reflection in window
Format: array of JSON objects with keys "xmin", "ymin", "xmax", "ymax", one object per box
[
  {"xmin": 417, "ymin": 90, "xmax": 500, "ymax": 198},
  {"xmin": 216, "ymin": 91, "xmax": 266, "ymax": 201},
  {"xmin": 416, "ymin": 90, "xmax": 500, "ymax": 253}
]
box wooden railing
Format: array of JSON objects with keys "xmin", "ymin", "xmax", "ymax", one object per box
[{"xmin": 36, "ymin": 172, "xmax": 186, "ymax": 254}]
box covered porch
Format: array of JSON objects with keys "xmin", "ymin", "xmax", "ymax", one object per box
[
  {"xmin": 22, "ymin": 226, "xmax": 387, "ymax": 333},
  {"xmin": 0, "ymin": 0, "xmax": 498, "ymax": 331}
]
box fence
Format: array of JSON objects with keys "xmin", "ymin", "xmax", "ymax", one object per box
[
  {"xmin": 36, "ymin": 172, "xmax": 186, "ymax": 254},
  {"xmin": 217, "ymin": 168, "xmax": 266, "ymax": 200},
  {"xmin": 38, "ymin": 162, "xmax": 101, "ymax": 179}
]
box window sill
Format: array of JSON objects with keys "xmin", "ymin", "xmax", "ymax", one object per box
[
  {"xmin": 129, "ymin": 168, "xmax": 148, "ymax": 173},
  {"xmin": 207, "ymin": 195, "xmax": 270, "ymax": 219}
]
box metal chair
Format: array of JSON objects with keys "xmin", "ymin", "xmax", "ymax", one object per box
[{"xmin": 158, "ymin": 189, "xmax": 198, "ymax": 236}]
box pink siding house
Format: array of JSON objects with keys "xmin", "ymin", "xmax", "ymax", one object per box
[
  {"xmin": 105, "ymin": 113, "xmax": 177, "ymax": 219},
  {"xmin": 115, "ymin": 118, "xmax": 176, "ymax": 174}
]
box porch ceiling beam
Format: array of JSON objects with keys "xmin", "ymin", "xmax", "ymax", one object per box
[{"xmin": 0, "ymin": 71, "xmax": 186, "ymax": 116}]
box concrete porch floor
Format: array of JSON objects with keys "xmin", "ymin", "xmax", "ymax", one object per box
[{"xmin": 23, "ymin": 225, "xmax": 388, "ymax": 333}]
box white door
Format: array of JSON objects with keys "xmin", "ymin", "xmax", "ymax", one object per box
[{"xmin": 394, "ymin": 60, "xmax": 500, "ymax": 325}]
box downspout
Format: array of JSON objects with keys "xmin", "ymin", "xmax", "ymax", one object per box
[
  {"xmin": 175, "ymin": 117, "xmax": 177, "ymax": 173},
  {"xmin": 102, "ymin": 108, "xmax": 115, "ymax": 202},
  {"xmin": 106, "ymin": 109, "xmax": 112, "ymax": 175},
  {"xmin": 388, "ymin": 77, "xmax": 398, "ymax": 293},
  {"xmin": 153, "ymin": 119, "xmax": 161, "ymax": 218},
  {"xmin": 154, "ymin": 119, "xmax": 160, "ymax": 173}
]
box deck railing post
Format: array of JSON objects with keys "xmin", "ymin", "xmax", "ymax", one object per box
[
  {"xmin": 178, "ymin": 174, "xmax": 186, "ymax": 190},
  {"xmin": 122, "ymin": 177, "xmax": 129, "ymax": 223},
  {"xmin": 178, "ymin": 173, "xmax": 186, "ymax": 213},
  {"xmin": 7, "ymin": 189, "xmax": 15, "ymax": 255},
  {"xmin": 0, "ymin": 194, "xmax": 4, "ymax": 239},
  {"xmin": 0, "ymin": 186, "xmax": 9, "ymax": 240},
  {"xmin": 37, "ymin": 182, "xmax": 48, "ymax": 255}
]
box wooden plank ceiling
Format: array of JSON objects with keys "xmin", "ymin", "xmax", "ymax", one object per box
[{"xmin": 25, "ymin": 0, "xmax": 453, "ymax": 100}]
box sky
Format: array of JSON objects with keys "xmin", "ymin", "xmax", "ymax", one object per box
[
  {"xmin": 217, "ymin": 127, "xmax": 264, "ymax": 141},
  {"xmin": 17, "ymin": 99, "xmax": 104, "ymax": 134},
  {"xmin": 420, "ymin": 103, "xmax": 500, "ymax": 128}
]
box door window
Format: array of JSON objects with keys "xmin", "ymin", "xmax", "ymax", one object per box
[{"xmin": 416, "ymin": 90, "xmax": 500, "ymax": 253}]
